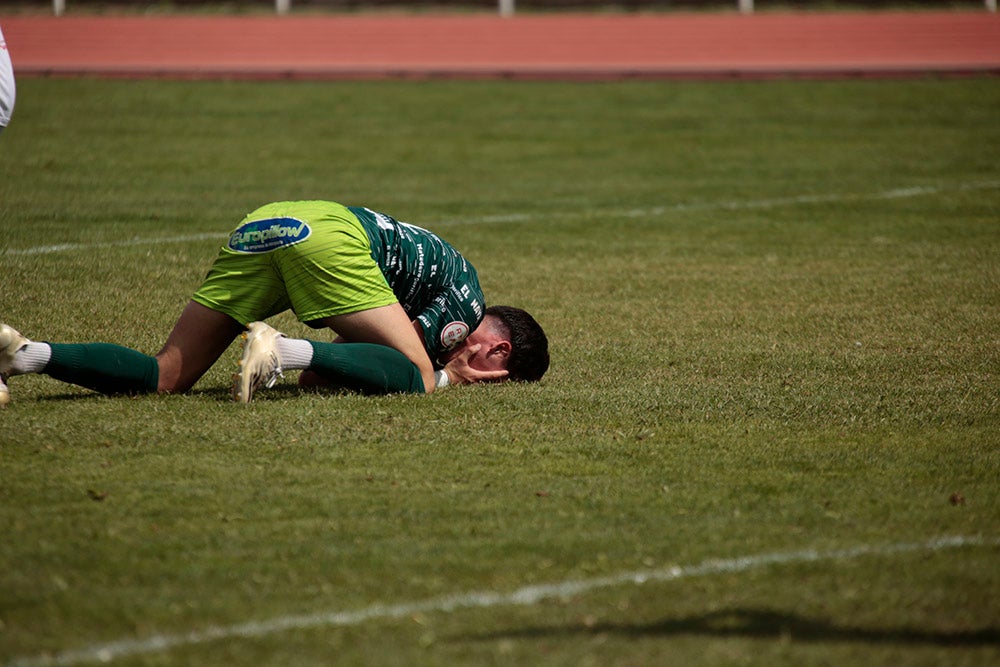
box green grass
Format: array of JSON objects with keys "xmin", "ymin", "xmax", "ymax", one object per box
[{"xmin": 1, "ymin": 77, "xmax": 998, "ymax": 666}]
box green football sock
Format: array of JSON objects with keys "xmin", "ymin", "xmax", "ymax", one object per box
[
  {"xmin": 44, "ymin": 343, "xmax": 160, "ymax": 395},
  {"xmin": 308, "ymin": 342, "xmax": 425, "ymax": 395}
]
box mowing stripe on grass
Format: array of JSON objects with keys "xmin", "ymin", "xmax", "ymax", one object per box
[
  {"xmin": 6, "ymin": 181, "xmax": 998, "ymax": 257},
  {"xmin": 9, "ymin": 534, "xmax": 997, "ymax": 667}
]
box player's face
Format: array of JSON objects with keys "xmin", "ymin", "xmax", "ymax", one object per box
[{"xmin": 439, "ymin": 318, "xmax": 510, "ymax": 373}]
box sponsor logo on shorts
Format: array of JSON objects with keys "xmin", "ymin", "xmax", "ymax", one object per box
[
  {"xmin": 228, "ymin": 217, "xmax": 311, "ymax": 253},
  {"xmin": 441, "ymin": 321, "xmax": 470, "ymax": 349}
]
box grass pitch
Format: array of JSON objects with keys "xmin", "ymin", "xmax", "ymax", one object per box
[{"xmin": 1, "ymin": 76, "xmax": 998, "ymax": 666}]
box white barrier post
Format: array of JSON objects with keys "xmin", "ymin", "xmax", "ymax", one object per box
[
  {"xmin": 53, "ymin": 0, "xmax": 65, "ymax": 16},
  {"xmin": 738, "ymin": 0, "xmax": 753, "ymax": 13},
  {"xmin": 276, "ymin": 0, "xmax": 291, "ymax": 14},
  {"xmin": 988, "ymin": 0, "xmax": 997, "ymax": 12},
  {"xmin": 499, "ymin": 0, "xmax": 514, "ymax": 17}
]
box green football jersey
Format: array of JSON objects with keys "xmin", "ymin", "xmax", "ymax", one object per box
[{"xmin": 350, "ymin": 206, "xmax": 485, "ymax": 357}]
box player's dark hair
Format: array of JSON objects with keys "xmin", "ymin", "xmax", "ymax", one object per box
[{"xmin": 487, "ymin": 305, "xmax": 549, "ymax": 383}]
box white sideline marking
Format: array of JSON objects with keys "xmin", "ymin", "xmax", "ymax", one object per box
[
  {"xmin": 4, "ymin": 181, "xmax": 998, "ymax": 257},
  {"xmin": 447, "ymin": 180, "xmax": 1000, "ymax": 224},
  {"xmin": 4, "ymin": 233, "xmax": 223, "ymax": 257},
  {"xmin": 8, "ymin": 535, "xmax": 997, "ymax": 667},
  {"xmin": 615, "ymin": 179, "xmax": 1000, "ymax": 218}
]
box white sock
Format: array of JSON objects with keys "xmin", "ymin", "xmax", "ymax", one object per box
[
  {"xmin": 275, "ymin": 337, "xmax": 313, "ymax": 371},
  {"xmin": 11, "ymin": 342, "xmax": 52, "ymax": 375}
]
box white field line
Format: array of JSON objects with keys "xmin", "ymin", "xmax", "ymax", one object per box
[
  {"xmin": 3, "ymin": 233, "xmax": 223, "ymax": 257},
  {"xmin": 4, "ymin": 180, "xmax": 998, "ymax": 258},
  {"xmin": 449, "ymin": 180, "xmax": 1000, "ymax": 224},
  {"xmin": 8, "ymin": 534, "xmax": 998, "ymax": 667}
]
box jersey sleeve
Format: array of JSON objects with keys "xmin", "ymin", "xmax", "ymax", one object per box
[
  {"xmin": 416, "ymin": 282, "xmax": 484, "ymax": 358},
  {"xmin": 348, "ymin": 205, "xmax": 486, "ymax": 358}
]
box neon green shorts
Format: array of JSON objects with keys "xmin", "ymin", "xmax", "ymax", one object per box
[{"xmin": 192, "ymin": 201, "xmax": 398, "ymax": 326}]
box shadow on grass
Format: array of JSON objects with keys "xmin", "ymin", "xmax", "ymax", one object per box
[
  {"xmin": 33, "ymin": 384, "xmax": 312, "ymax": 403},
  {"xmin": 465, "ymin": 607, "xmax": 1000, "ymax": 647}
]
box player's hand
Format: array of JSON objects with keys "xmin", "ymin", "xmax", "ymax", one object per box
[{"xmin": 443, "ymin": 344, "xmax": 509, "ymax": 385}]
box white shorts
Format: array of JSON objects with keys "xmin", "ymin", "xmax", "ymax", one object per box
[{"xmin": 0, "ymin": 24, "xmax": 15, "ymax": 129}]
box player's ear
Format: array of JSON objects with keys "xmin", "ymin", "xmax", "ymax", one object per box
[{"xmin": 491, "ymin": 340, "xmax": 512, "ymax": 359}]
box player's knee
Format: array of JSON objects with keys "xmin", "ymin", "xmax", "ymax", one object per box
[{"xmin": 154, "ymin": 354, "xmax": 193, "ymax": 394}]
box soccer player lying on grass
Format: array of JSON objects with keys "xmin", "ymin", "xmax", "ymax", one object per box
[{"xmin": 0, "ymin": 200, "xmax": 549, "ymax": 405}]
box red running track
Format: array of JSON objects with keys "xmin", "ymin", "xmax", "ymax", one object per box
[{"xmin": 2, "ymin": 11, "xmax": 999, "ymax": 79}]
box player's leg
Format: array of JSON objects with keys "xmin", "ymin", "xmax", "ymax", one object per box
[
  {"xmin": 155, "ymin": 301, "xmax": 244, "ymax": 393},
  {"xmin": 232, "ymin": 320, "xmax": 424, "ymax": 402},
  {"xmin": 0, "ymin": 302, "xmax": 241, "ymax": 399},
  {"xmin": 1, "ymin": 205, "xmax": 282, "ymax": 402},
  {"xmin": 0, "ymin": 321, "xmax": 161, "ymax": 398},
  {"xmin": 301, "ymin": 340, "xmax": 425, "ymax": 395},
  {"xmin": 316, "ymin": 303, "xmax": 435, "ymax": 394},
  {"xmin": 0, "ymin": 23, "xmax": 15, "ymax": 133},
  {"xmin": 234, "ymin": 303, "xmax": 434, "ymax": 400}
]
